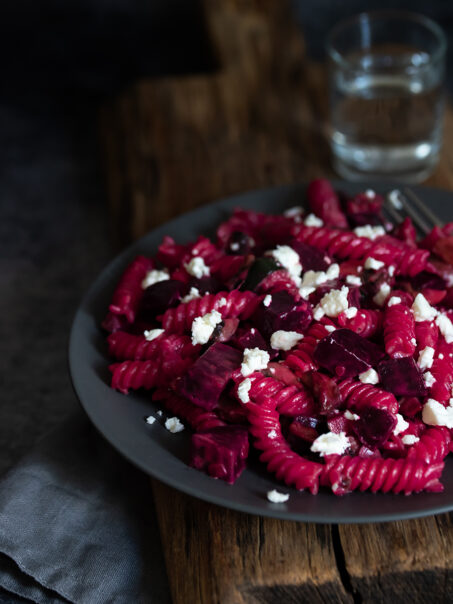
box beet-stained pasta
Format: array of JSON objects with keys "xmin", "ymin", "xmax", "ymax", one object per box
[{"xmin": 103, "ymin": 179, "xmax": 453, "ymax": 496}]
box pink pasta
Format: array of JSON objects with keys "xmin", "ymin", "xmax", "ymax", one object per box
[{"xmin": 102, "ymin": 178, "xmax": 453, "ymax": 497}]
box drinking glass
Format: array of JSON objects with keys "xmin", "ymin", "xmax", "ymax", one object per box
[{"xmin": 326, "ymin": 11, "xmax": 447, "ymax": 182}]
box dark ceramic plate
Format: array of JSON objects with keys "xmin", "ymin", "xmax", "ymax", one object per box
[{"xmin": 69, "ymin": 182, "xmax": 453, "ymax": 523}]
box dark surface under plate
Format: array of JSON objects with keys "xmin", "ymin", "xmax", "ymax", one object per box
[{"xmin": 69, "ymin": 182, "xmax": 453, "ymax": 523}]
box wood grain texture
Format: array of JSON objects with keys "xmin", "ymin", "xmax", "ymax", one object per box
[{"xmin": 99, "ymin": 0, "xmax": 453, "ymax": 602}]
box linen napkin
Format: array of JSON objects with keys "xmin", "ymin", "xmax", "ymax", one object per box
[{"xmin": 0, "ymin": 412, "xmax": 171, "ymax": 604}]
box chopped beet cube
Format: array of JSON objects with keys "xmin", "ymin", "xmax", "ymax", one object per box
[
  {"xmin": 232, "ymin": 327, "xmax": 278, "ymax": 359},
  {"xmin": 213, "ymin": 318, "xmax": 240, "ymax": 343},
  {"xmin": 265, "ymin": 362, "xmax": 299, "ymax": 385},
  {"xmin": 188, "ymin": 275, "xmax": 223, "ymax": 295},
  {"xmin": 378, "ymin": 358, "xmax": 427, "ymax": 397},
  {"xmin": 190, "ymin": 426, "xmax": 249, "ymax": 484},
  {"xmin": 226, "ymin": 231, "xmax": 251, "ymax": 256},
  {"xmin": 253, "ymin": 290, "xmax": 312, "ymax": 337},
  {"xmin": 216, "ymin": 395, "xmax": 248, "ymax": 424},
  {"xmin": 353, "ymin": 407, "xmax": 396, "ymax": 449},
  {"xmin": 139, "ymin": 279, "xmax": 186, "ymax": 318},
  {"xmin": 288, "ymin": 240, "xmax": 330, "ymax": 271},
  {"xmin": 410, "ymin": 271, "xmax": 447, "ymax": 291},
  {"xmin": 311, "ymin": 372, "xmax": 342, "ymax": 415},
  {"xmin": 177, "ymin": 343, "xmax": 242, "ymax": 409},
  {"xmin": 399, "ymin": 397, "xmax": 423, "ymax": 417},
  {"xmin": 314, "ymin": 328, "xmax": 385, "ymax": 379},
  {"xmin": 289, "ymin": 420, "xmax": 318, "ymax": 442},
  {"xmin": 328, "ymin": 414, "xmax": 349, "ymax": 434}
]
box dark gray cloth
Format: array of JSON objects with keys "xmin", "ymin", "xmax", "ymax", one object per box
[{"xmin": 0, "ymin": 413, "xmax": 171, "ymax": 604}]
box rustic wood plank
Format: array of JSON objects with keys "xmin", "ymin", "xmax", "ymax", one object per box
[{"xmin": 152, "ymin": 481, "xmax": 351, "ymax": 604}]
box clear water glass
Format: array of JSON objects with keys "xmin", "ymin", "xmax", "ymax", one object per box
[{"xmin": 327, "ymin": 11, "xmax": 447, "ymax": 183}]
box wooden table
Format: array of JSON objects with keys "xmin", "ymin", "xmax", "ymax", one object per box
[{"xmin": 100, "ymin": 1, "xmax": 453, "ymax": 601}]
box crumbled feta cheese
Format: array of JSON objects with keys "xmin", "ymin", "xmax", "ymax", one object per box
[
  {"xmin": 267, "ymin": 489, "xmax": 290, "ymax": 503},
  {"xmin": 393, "ymin": 413, "xmax": 409, "ymax": 435},
  {"xmin": 270, "ymin": 330, "xmax": 304, "ymax": 351},
  {"xmin": 364, "ymin": 189, "xmax": 376, "ymax": 198},
  {"xmin": 387, "ymin": 296, "xmax": 402, "ymax": 307},
  {"xmin": 344, "ymin": 410, "xmax": 360, "ymax": 421},
  {"xmin": 145, "ymin": 415, "xmax": 156, "ymax": 425},
  {"xmin": 268, "ymin": 429, "xmax": 278, "ymax": 440},
  {"xmin": 439, "ymin": 353, "xmax": 444, "ymax": 360},
  {"xmin": 143, "ymin": 328, "xmax": 165, "ymax": 342},
  {"xmin": 417, "ymin": 346, "xmax": 435, "ymax": 370},
  {"xmin": 241, "ymin": 348, "xmax": 270, "ymax": 376},
  {"xmin": 423, "ymin": 399, "xmax": 453, "ymax": 429},
  {"xmin": 325, "ymin": 325, "xmax": 336, "ymax": 333},
  {"xmin": 358, "ymin": 368, "xmax": 379, "ymax": 384},
  {"xmin": 364, "ymin": 257, "xmax": 385, "ymax": 271},
  {"xmin": 191, "ymin": 310, "xmax": 222, "ymax": 345},
  {"xmin": 311, "ymin": 431, "xmax": 350, "ymax": 457},
  {"xmin": 346, "ymin": 275, "xmax": 362, "ymax": 286},
  {"xmin": 237, "ymin": 378, "xmax": 252, "ymax": 403},
  {"xmin": 270, "ymin": 245, "xmax": 302, "ymax": 280},
  {"xmin": 373, "ymin": 283, "xmax": 391, "ymax": 307},
  {"xmin": 181, "ymin": 287, "xmax": 202, "ymax": 303},
  {"xmin": 156, "ymin": 410, "xmax": 163, "ymax": 417},
  {"xmin": 284, "ymin": 206, "xmax": 304, "ymax": 218},
  {"xmin": 423, "ymin": 371, "xmax": 436, "ymax": 388},
  {"xmin": 343, "ymin": 306, "xmax": 358, "ymax": 319},
  {"xmin": 263, "ymin": 294, "xmax": 272, "ymax": 307},
  {"xmin": 316, "ymin": 286, "xmax": 349, "ymax": 318},
  {"xmin": 402, "ymin": 434, "xmax": 419, "ymax": 445},
  {"xmin": 388, "ymin": 189, "xmax": 404, "ymax": 210},
  {"xmin": 304, "ymin": 213, "xmax": 323, "ymax": 227},
  {"xmin": 230, "ymin": 242, "xmax": 240, "ymax": 252},
  {"xmin": 165, "ymin": 417, "xmax": 185, "ymax": 433},
  {"xmin": 184, "ymin": 256, "xmax": 210, "ymax": 278},
  {"xmin": 354, "ymin": 225, "xmax": 385, "ymax": 240},
  {"xmin": 388, "ymin": 265, "xmax": 395, "ymax": 277},
  {"xmin": 313, "ymin": 307, "xmax": 325, "ymax": 320},
  {"xmin": 436, "ymin": 313, "xmax": 453, "ymax": 343},
  {"xmin": 217, "ymin": 297, "xmax": 227, "ymax": 307},
  {"xmin": 141, "ymin": 269, "xmax": 169, "ymax": 289},
  {"xmin": 299, "ymin": 263, "xmax": 340, "ymax": 298},
  {"xmin": 411, "ymin": 337, "xmax": 416, "ymax": 346},
  {"xmin": 411, "ymin": 293, "xmax": 438, "ymax": 322}
]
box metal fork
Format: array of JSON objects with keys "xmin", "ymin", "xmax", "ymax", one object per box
[{"xmin": 384, "ymin": 188, "xmax": 444, "ymax": 234}]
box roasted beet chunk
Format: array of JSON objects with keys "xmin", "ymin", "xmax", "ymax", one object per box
[
  {"xmin": 226, "ymin": 231, "xmax": 251, "ymax": 255},
  {"xmin": 289, "ymin": 240, "xmax": 330, "ymax": 271},
  {"xmin": 353, "ymin": 407, "xmax": 396, "ymax": 449},
  {"xmin": 253, "ymin": 290, "xmax": 312, "ymax": 338},
  {"xmin": 139, "ymin": 279, "xmax": 185, "ymax": 318},
  {"xmin": 190, "ymin": 426, "xmax": 249, "ymax": 483},
  {"xmin": 177, "ymin": 343, "xmax": 242, "ymax": 409},
  {"xmin": 378, "ymin": 358, "xmax": 427, "ymax": 397},
  {"xmin": 314, "ymin": 328, "xmax": 384, "ymax": 378}
]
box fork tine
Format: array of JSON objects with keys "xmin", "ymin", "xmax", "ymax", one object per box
[
  {"xmin": 383, "ymin": 199, "xmax": 404, "ymax": 225},
  {"xmin": 386, "ymin": 189, "xmax": 431, "ymax": 235},
  {"xmin": 403, "ymin": 187, "xmax": 444, "ymax": 229}
]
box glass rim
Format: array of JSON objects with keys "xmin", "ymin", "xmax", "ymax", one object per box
[{"xmin": 326, "ymin": 10, "xmax": 447, "ymax": 69}]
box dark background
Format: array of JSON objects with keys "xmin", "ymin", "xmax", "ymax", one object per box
[{"xmin": 0, "ymin": 0, "xmax": 451, "ymax": 477}]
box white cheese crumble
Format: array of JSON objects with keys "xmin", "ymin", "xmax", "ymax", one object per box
[
  {"xmin": 358, "ymin": 368, "xmax": 379, "ymax": 385},
  {"xmin": 439, "ymin": 353, "xmax": 444, "ymax": 360},
  {"xmin": 237, "ymin": 378, "xmax": 252, "ymax": 403},
  {"xmin": 344, "ymin": 410, "xmax": 360, "ymax": 421},
  {"xmin": 324, "ymin": 325, "xmax": 336, "ymax": 333},
  {"xmin": 423, "ymin": 399, "xmax": 453, "ymax": 429},
  {"xmin": 156, "ymin": 410, "xmax": 163, "ymax": 417},
  {"xmin": 270, "ymin": 245, "xmax": 302, "ymax": 281},
  {"xmin": 184, "ymin": 256, "xmax": 210, "ymax": 278},
  {"xmin": 388, "ymin": 189, "xmax": 404, "ymax": 210},
  {"xmin": 191, "ymin": 310, "xmax": 222, "ymax": 345},
  {"xmin": 230, "ymin": 241, "xmax": 240, "ymax": 252},
  {"xmin": 143, "ymin": 328, "xmax": 165, "ymax": 342},
  {"xmin": 316, "ymin": 285, "xmax": 349, "ymax": 318},
  {"xmin": 241, "ymin": 348, "xmax": 270, "ymax": 376},
  {"xmin": 284, "ymin": 206, "xmax": 304, "ymax": 218},
  {"xmin": 393, "ymin": 413, "xmax": 409, "ymax": 435},
  {"xmin": 436, "ymin": 313, "xmax": 453, "ymax": 344},
  {"xmin": 313, "ymin": 307, "xmax": 326, "ymax": 320},
  {"xmin": 218, "ymin": 297, "xmax": 227, "ymax": 307},
  {"xmin": 402, "ymin": 434, "xmax": 419, "ymax": 445},
  {"xmin": 311, "ymin": 431, "xmax": 349, "ymax": 457},
  {"xmin": 423, "ymin": 371, "xmax": 436, "ymax": 388},
  {"xmin": 411, "ymin": 293, "xmax": 438, "ymax": 322},
  {"xmin": 364, "ymin": 189, "xmax": 376, "ymax": 198},
  {"xmin": 346, "ymin": 274, "xmax": 362, "ymax": 286},
  {"xmin": 268, "ymin": 429, "xmax": 278, "ymax": 440},
  {"xmin": 343, "ymin": 306, "xmax": 358, "ymax": 319},
  {"xmin": 267, "ymin": 489, "xmax": 290, "ymax": 503},
  {"xmin": 263, "ymin": 294, "xmax": 272, "ymax": 307},
  {"xmin": 304, "ymin": 213, "xmax": 323, "ymax": 227},
  {"xmin": 388, "ymin": 265, "xmax": 396, "ymax": 277},
  {"xmin": 417, "ymin": 346, "xmax": 435, "ymax": 371},
  {"xmin": 145, "ymin": 415, "xmax": 156, "ymax": 425},
  {"xmin": 141, "ymin": 269, "xmax": 169, "ymax": 289},
  {"xmin": 181, "ymin": 287, "xmax": 202, "ymax": 303},
  {"xmin": 364, "ymin": 257, "xmax": 385, "ymax": 271},
  {"xmin": 387, "ymin": 296, "xmax": 402, "ymax": 307},
  {"xmin": 354, "ymin": 225, "xmax": 385, "ymax": 240},
  {"xmin": 373, "ymin": 283, "xmax": 391, "ymax": 307},
  {"xmin": 165, "ymin": 417, "xmax": 185, "ymax": 433},
  {"xmin": 270, "ymin": 330, "xmax": 304, "ymax": 351},
  {"xmin": 299, "ymin": 263, "xmax": 340, "ymax": 298}
]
